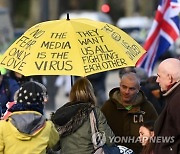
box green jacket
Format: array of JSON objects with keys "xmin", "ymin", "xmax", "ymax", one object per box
[
  {"xmin": 52, "ymin": 101, "xmax": 115, "ymax": 154},
  {"xmin": 0, "ymin": 111, "xmax": 59, "ymax": 154},
  {"xmin": 101, "ymin": 88, "xmax": 158, "ymax": 154}
]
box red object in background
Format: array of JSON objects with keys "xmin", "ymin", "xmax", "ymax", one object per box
[
  {"xmin": 1, "ymin": 101, "xmax": 15, "ymax": 120},
  {"xmin": 101, "ymin": 4, "xmax": 110, "ymax": 13}
]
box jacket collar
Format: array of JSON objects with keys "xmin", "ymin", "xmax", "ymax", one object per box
[
  {"xmin": 163, "ymin": 81, "xmax": 180, "ymax": 96},
  {"xmin": 110, "ymin": 88, "xmax": 146, "ymax": 114},
  {"xmin": 52, "ymin": 101, "xmax": 94, "ymax": 137}
]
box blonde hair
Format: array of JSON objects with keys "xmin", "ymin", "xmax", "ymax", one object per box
[{"xmin": 69, "ymin": 77, "xmax": 97, "ymax": 104}]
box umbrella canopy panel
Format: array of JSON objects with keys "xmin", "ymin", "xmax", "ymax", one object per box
[{"xmin": 0, "ymin": 18, "xmax": 146, "ymax": 76}]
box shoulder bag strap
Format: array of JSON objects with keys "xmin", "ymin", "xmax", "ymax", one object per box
[
  {"xmin": 90, "ymin": 109, "xmax": 106, "ymax": 154},
  {"xmin": 90, "ymin": 109, "xmax": 98, "ymax": 133},
  {"xmin": 90, "ymin": 109, "xmax": 99, "ymax": 149}
]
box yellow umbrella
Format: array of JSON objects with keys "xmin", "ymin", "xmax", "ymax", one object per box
[{"xmin": 0, "ymin": 16, "xmax": 146, "ymax": 76}]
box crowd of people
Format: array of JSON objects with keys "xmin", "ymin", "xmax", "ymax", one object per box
[{"xmin": 0, "ymin": 57, "xmax": 180, "ymax": 154}]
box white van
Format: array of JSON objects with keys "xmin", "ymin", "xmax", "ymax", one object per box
[
  {"xmin": 116, "ymin": 16, "xmax": 152, "ymax": 45},
  {"xmin": 0, "ymin": 7, "xmax": 14, "ymax": 54}
]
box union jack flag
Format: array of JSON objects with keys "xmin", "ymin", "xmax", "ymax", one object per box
[{"xmin": 136, "ymin": 0, "xmax": 180, "ymax": 76}]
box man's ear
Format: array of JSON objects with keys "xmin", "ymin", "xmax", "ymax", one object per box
[{"xmin": 168, "ymin": 74, "xmax": 173, "ymax": 84}]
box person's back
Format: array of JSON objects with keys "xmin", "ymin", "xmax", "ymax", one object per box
[
  {"xmin": 53, "ymin": 102, "xmax": 114, "ymax": 154},
  {"xmin": 143, "ymin": 76, "xmax": 165, "ymax": 114},
  {"xmin": 0, "ymin": 112, "xmax": 58, "ymax": 154},
  {"xmin": 0, "ymin": 81, "xmax": 59, "ymax": 154},
  {"xmin": 101, "ymin": 72, "xmax": 158, "ymax": 153},
  {"xmin": 51, "ymin": 77, "xmax": 115, "ymax": 154}
]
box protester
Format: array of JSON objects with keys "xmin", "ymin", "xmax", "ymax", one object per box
[
  {"xmin": 118, "ymin": 66, "xmax": 136, "ymax": 78},
  {"xmin": 87, "ymin": 72, "xmax": 107, "ymax": 107},
  {"xmin": 75, "ymin": 72, "xmax": 107, "ymax": 107},
  {"xmin": 7, "ymin": 71, "xmax": 31, "ymax": 85},
  {"xmin": 139, "ymin": 121, "xmax": 155, "ymax": 154},
  {"xmin": 2, "ymin": 81, "xmax": 49, "ymax": 120},
  {"xmin": 154, "ymin": 58, "xmax": 180, "ymax": 153},
  {"xmin": 51, "ymin": 77, "xmax": 115, "ymax": 154},
  {"xmin": 144, "ymin": 76, "xmax": 165, "ymax": 114},
  {"xmin": 1, "ymin": 90, "xmax": 18, "ymax": 120},
  {"xmin": 0, "ymin": 81, "xmax": 59, "ymax": 154},
  {"xmin": 7, "ymin": 70, "xmax": 44, "ymax": 85},
  {"xmin": 0, "ymin": 71, "xmax": 19, "ymax": 117},
  {"xmin": 101, "ymin": 72, "xmax": 158, "ymax": 154},
  {"xmin": 119, "ymin": 67, "xmax": 163, "ymax": 115}
]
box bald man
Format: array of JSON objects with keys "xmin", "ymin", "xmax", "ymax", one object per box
[
  {"xmin": 154, "ymin": 58, "xmax": 180, "ymax": 154},
  {"xmin": 101, "ymin": 72, "xmax": 158, "ymax": 154}
]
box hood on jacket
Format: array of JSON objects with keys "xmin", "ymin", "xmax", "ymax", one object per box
[
  {"xmin": 108, "ymin": 87, "xmax": 148, "ymax": 113},
  {"xmin": 9, "ymin": 111, "xmax": 46, "ymax": 140},
  {"xmin": 51, "ymin": 101, "xmax": 94, "ymax": 137},
  {"xmin": 163, "ymin": 80, "xmax": 180, "ymax": 96}
]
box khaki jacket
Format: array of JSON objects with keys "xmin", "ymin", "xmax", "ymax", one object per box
[{"xmin": 52, "ymin": 102, "xmax": 115, "ymax": 154}]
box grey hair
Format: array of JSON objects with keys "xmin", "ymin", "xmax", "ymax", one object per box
[{"xmin": 121, "ymin": 72, "xmax": 141, "ymax": 88}]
